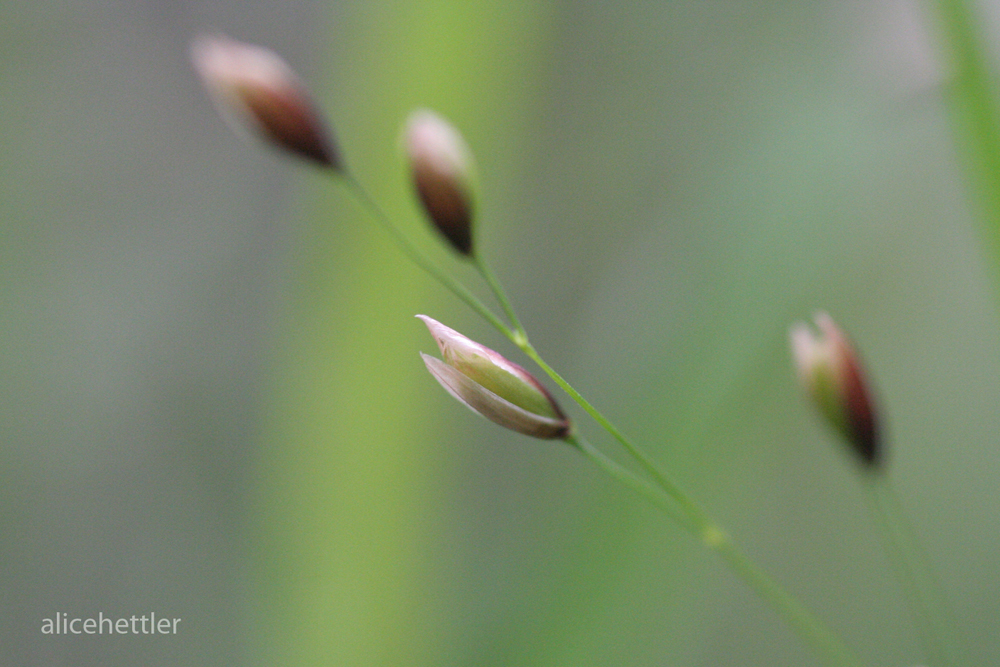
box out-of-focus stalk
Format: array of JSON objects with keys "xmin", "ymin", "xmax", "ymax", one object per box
[{"xmin": 930, "ymin": 1, "xmax": 1000, "ymax": 301}]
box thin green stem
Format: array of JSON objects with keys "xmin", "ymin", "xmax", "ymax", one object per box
[
  {"xmin": 339, "ymin": 174, "xmax": 512, "ymax": 338},
  {"xmin": 472, "ymin": 254, "xmax": 527, "ymax": 345},
  {"xmin": 566, "ymin": 433, "xmax": 691, "ymax": 530},
  {"xmin": 567, "ymin": 433, "xmax": 865, "ymax": 667},
  {"xmin": 517, "ymin": 339, "xmax": 704, "ymax": 519},
  {"xmin": 862, "ymin": 474, "xmax": 953, "ymax": 667},
  {"xmin": 459, "ymin": 255, "xmax": 690, "ymax": 514},
  {"xmin": 710, "ymin": 536, "xmax": 864, "ymax": 667}
]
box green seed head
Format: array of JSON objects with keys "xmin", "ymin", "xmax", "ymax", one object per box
[{"xmin": 418, "ymin": 315, "xmax": 569, "ymax": 439}]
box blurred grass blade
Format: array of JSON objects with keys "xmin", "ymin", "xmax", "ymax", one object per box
[{"xmin": 931, "ymin": 0, "xmax": 1000, "ymax": 300}]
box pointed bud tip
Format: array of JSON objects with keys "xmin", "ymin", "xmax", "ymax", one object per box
[
  {"xmin": 190, "ymin": 33, "xmax": 341, "ymax": 169},
  {"xmin": 404, "ymin": 110, "xmax": 475, "ymax": 255}
]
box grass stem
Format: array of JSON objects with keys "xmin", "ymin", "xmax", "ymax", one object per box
[
  {"xmin": 931, "ymin": 0, "xmax": 1000, "ymax": 302},
  {"xmin": 339, "ymin": 174, "xmax": 513, "ymax": 338},
  {"xmin": 567, "ymin": 433, "xmax": 865, "ymax": 667},
  {"xmin": 862, "ymin": 474, "xmax": 954, "ymax": 667}
]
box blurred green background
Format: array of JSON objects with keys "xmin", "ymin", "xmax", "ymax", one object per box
[{"xmin": 3, "ymin": 1, "xmax": 999, "ymax": 665}]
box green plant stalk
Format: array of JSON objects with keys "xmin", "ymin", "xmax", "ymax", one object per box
[
  {"xmin": 340, "ymin": 183, "xmax": 865, "ymax": 667},
  {"xmin": 862, "ymin": 474, "xmax": 953, "ymax": 667},
  {"xmin": 468, "ymin": 258, "xmax": 693, "ymax": 509},
  {"xmin": 567, "ymin": 433, "xmax": 865, "ymax": 667},
  {"xmin": 518, "ymin": 337, "xmax": 695, "ymax": 505},
  {"xmin": 931, "ymin": 0, "xmax": 1000, "ymax": 296},
  {"xmin": 472, "ymin": 254, "xmax": 527, "ymax": 345},
  {"xmin": 341, "ymin": 174, "xmax": 513, "ymax": 338}
]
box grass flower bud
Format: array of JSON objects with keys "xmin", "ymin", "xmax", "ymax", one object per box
[
  {"xmin": 790, "ymin": 312, "xmax": 882, "ymax": 468},
  {"xmin": 417, "ymin": 315, "xmax": 570, "ymax": 439},
  {"xmin": 190, "ymin": 34, "xmax": 341, "ymax": 168},
  {"xmin": 404, "ymin": 110, "xmax": 475, "ymax": 255}
]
